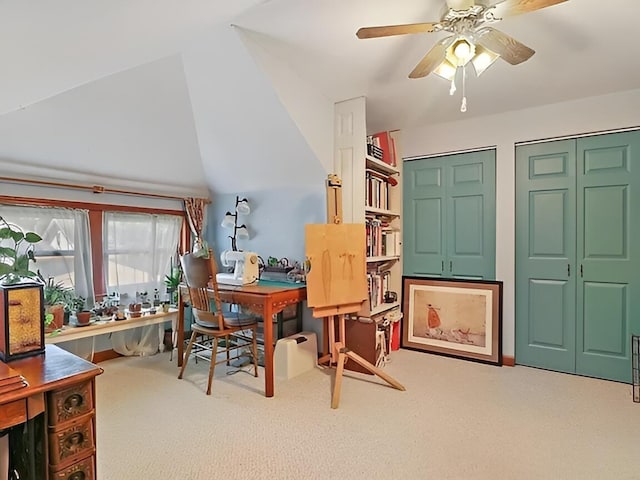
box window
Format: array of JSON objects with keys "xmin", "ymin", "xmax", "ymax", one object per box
[
  {"xmin": 0, "ymin": 205, "xmax": 94, "ymax": 300},
  {"xmin": 1, "ymin": 201, "xmax": 185, "ymax": 307},
  {"xmin": 104, "ymin": 212, "xmax": 182, "ymax": 301}
]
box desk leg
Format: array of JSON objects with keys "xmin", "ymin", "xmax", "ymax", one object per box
[
  {"xmin": 177, "ymin": 296, "xmax": 185, "ymax": 367},
  {"xmin": 263, "ymin": 303, "xmax": 275, "ymax": 398}
]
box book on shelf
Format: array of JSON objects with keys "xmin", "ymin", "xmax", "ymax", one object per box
[
  {"xmin": 382, "ymin": 230, "xmax": 401, "ymax": 257},
  {"xmin": 366, "ymin": 219, "xmax": 391, "ymax": 257},
  {"xmin": 365, "ymin": 170, "xmax": 390, "ymax": 210},
  {"xmin": 367, "ymin": 272, "xmax": 385, "ymax": 310},
  {"xmin": 0, "ymin": 362, "xmax": 28, "ymax": 394},
  {"xmin": 371, "ymin": 131, "xmax": 396, "ymax": 167}
]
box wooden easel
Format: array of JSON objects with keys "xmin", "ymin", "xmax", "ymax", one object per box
[{"xmin": 305, "ymin": 174, "xmax": 405, "ymax": 409}]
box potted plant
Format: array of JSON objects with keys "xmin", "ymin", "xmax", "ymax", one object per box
[
  {"xmin": 0, "ymin": 215, "xmax": 43, "ymax": 285},
  {"xmin": 68, "ymin": 295, "xmax": 91, "ymax": 325},
  {"xmin": 0, "ymin": 215, "xmax": 46, "ymax": 360},
  {"xmin": 40, "ymin": 274, "xmax": 74, "ymax": 332},
  {"xmin": 164, "ymin": 266, "xmax": 182, "ymax": 306}
]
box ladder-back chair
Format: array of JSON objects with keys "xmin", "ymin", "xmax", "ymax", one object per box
[{"xmin": 178, "ymin": 248, "xmax": 259, "ymax": 395}]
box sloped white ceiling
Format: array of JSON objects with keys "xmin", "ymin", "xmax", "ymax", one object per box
[
  {"xmin": 0, "ymin": 55, "xmax": 208, "ymax": 197},
  {"xmin": 0, "ymin": 0, "xmax": 263, "ymax": 115}
]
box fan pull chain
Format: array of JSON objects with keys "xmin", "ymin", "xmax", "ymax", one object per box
[
  {"xmin": 449, "ymin": 72, "xmax": 457, "ymax": 96},
  {"xmin": 460, "ymin": 65, "xmax": 467, "ymax": 113}
]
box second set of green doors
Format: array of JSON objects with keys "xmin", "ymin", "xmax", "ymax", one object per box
[
  {"xmin": 515, "ymin": 130, "xmax": 640, "ymax": 383},
  {"xmin": 403, "ymin": 149, "xmax": 496, "ymax": 280}
]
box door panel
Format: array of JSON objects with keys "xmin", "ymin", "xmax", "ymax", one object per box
[
  {"xmin": 529, "ymin": 280, "xmax": 567, "ymax": 347},
  {"xmin": 447, "ymin": 152, "xmax": 495, "ymax": 278},
  {"xmin": 576, "ymin": 131, "xmax": 640, "ymax": 382},
  {"xmin": 515, "ymin": 140, "xmax": 576, "ymax": 372},
  {"xmin": 404, "ymin": 164, "xmax": 445, "ymax": 276},
  {"xmin": 583, "ymin": 186, "xmax": 626, "ymax": 259},
  {"xmin": 450, "ymin": 194, "xmax": 485, "ymax": 278},
  {"xmin": 582, "ymin": 282, "xmax": 626, "ymax": 355}
]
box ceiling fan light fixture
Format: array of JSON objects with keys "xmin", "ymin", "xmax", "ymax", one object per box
[
  {"xmin": 452, "ymin": 38, "xmax": 474, "ymax": 65},
  {"xmin": 470, "ymin": 45, "xmax": 500, "ymax": 76},
  {"xmin": 434, "ymin": 59, "xmax": 457, "ymax": 81}
]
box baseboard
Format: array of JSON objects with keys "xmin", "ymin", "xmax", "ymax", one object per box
[
  {"xmin": 92, "ymin": 349, "xmax": 122, "ymax": 363},
  {"xmin": 503, "ymin": 355, "xmax": 515, "ymax": 367}
]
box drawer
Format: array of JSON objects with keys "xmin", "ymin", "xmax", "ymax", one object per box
[
  {"xmin": 47, "ymin": 381, "xmax": 94, "ymax": 426},
  {"xmin": 48, "ymin": 413, "xmax": 95, "ymax": 467},
  {"xmin": 0, "ymin": 398, "xmax": 26, "ymax": 429},
  {"xmin": 50, "ymin": 454, "xmax": 95, "ymax": 480}
]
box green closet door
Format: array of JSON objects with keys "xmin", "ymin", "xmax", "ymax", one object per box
[
  {"xmin": 515, "ymin": 140, "xmax": 577, "ymax": 374},
  {"xmin": 516, "ymin": 130, "xmax": 640, "ymax": 383},
  {"xmin": 403, "ymin": 150, "xmax": 495, "ymax": 279},
  {"xmin": 446, "ymin": 151, "xmax": 496, "ymax": 279},
  {"xmin": 403, "ymin": 161, "xmax": 445, "ymax": 276},
  {"xmin": 576, "ymin": 131, "xmax": 640, "ymax": 382}
]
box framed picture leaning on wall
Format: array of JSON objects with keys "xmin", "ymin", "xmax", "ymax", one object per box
[{"xmin": 401, "ymin": 276, "xmax": 503, "ymax": 365}]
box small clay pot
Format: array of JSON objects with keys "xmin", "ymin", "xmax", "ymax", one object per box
[{"xmin": 76, "ymin": 311, "xmax": 92, "ymax": 325}]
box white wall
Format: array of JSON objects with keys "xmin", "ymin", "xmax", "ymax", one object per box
[{"xmin": 402, "ymin": 88, "xmax": 640, "ymax": 357}]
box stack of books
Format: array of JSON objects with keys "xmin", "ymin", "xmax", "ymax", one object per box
[{"xmin": 0, "ymin": 362, "xmax": 28, "ymax": 396}]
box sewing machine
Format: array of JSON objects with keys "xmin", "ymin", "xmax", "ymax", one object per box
[{"xmin": 217, "ymin": 250, "xmax": 259, "ymax": 286}]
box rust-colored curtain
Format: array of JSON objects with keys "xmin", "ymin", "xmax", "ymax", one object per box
[{"xmin": 183, "ymin": 197, "xmax": 208, "ymax": 252}]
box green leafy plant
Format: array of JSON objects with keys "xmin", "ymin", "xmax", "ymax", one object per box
[
  {"xmin": 0, "ymin": 215, "xmax": 43, "ymax": 284},
  {"xmin": 40, "ymin": 274, "xmax": 74, "ymax": 306},
  {"xmin": 69, "ymin": 295, "xmax": 87, "ymax": 313},
  {"xmin": 164, "ymin": 265, "xmax": 182, "ymax": 304}
]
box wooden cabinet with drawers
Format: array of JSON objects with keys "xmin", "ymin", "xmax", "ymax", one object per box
[
  {"xmin": 0, "ymin": 345, "xmax": 103, "ymax": 480},
  {"xmin": 47, "ymin": 380, "xmax": 97, "ymax": 479}
]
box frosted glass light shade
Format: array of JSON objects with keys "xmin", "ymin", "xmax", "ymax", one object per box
[
  {"xmin": 221, "ymin": 212, "xmax": 235, "ymax": 228},
  {"xmin": 434, "ymin": 59, "xmax": 457, "ymax": 81},
  {"xmin": 471, "ymin": 46, "xmax": 500, "ymax": 76},
  {"xmin": 236, "ymin": 225, "xmax": 250, "ymax": 239},
  {"xmin": 236, "ymin": 199, "xmax": 251, "ymax": 215}
]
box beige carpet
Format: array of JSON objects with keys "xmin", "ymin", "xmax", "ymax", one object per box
[{"xmin": 96, "ymin": 349, "xmax": 640, "ymax": 480}]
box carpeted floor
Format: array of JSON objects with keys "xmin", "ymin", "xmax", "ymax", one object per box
[{"xmin": 96, "ymin": 348, "xmax": 640, "ymax": 479}]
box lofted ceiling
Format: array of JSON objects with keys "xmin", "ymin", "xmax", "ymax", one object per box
[{"xmin": 0, "ymin": 0, "xmax": 637, "ymax": 196}]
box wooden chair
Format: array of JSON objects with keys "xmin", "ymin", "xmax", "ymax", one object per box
[{"xmin": 177, "ymin": 248, "xmax": 259, "ymax": 395}]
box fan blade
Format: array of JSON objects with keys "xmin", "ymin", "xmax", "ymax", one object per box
[
  {"xmin": 475, "ymin": 27, "xmax": 535, "ymax": 65},
  {"xmin": 409, "ymin": 41, "xmax": 449, "ymax": 78},
  {"xmin": 488, "ymin": 0, "xmax": 568, "ymax": 19},
  {"xmin": 446, "ymin": 0, "xmax": 475, "ymax": 10},
  {"xmin": 356, "ymin": 23, "xmax": 439, "ymax": 39}
]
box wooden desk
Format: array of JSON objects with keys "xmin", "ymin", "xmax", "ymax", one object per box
[
  {"xmin": 177, "ymin": 281, "xmax": 307, "ymax": 398},
  {"xmin": 0, "ymin": 345, "xmax": 103, "ymax": 479}
]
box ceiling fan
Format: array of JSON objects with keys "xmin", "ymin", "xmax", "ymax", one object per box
[{"xmin": 356, "ymin": 0, "xmax": 568, "ymax": 111}]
